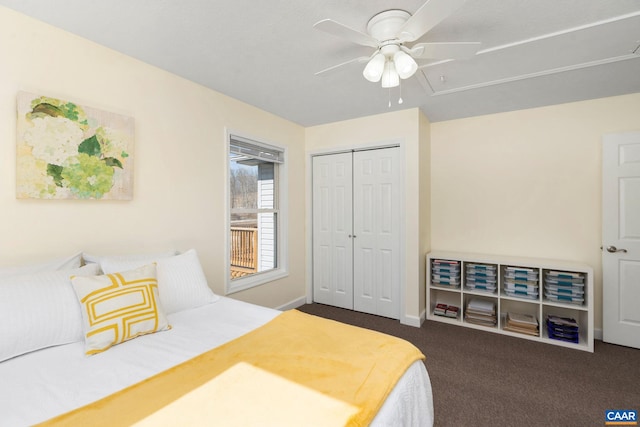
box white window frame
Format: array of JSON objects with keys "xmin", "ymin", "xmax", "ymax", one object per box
[{"xmin": 226, "ymin": 131, "xmax": 288, "ymax": 294}]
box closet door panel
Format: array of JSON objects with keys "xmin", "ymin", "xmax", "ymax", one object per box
[
  {"xmin": 312, "ymin": 153, "xmax": 353, "ymax": 309},
  {"xmin": 353, "ymin": 148, "xmax": 401, "ymax": 319}
]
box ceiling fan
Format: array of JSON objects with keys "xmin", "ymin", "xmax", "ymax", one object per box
[{"xmin": 313, "ymin": 0, "xmax": 480, "ymax": 89}]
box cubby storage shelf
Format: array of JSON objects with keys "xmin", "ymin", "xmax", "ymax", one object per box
[{"xmin": 427, "ymin": 251, "xmax": 594, "ymax": 352}]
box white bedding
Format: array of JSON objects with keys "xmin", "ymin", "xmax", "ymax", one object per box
[{"xmin": 0, "ymin": 297, "xmax": 433, "ymax": 426}]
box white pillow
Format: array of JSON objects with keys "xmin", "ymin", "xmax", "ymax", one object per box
[
  {"xmin": 0, "ymin": 263, "xmax": 100, "ymax": 362},
  {"xmin": 70, "ymin": 264, "xmax": 171, "ymax": 355},
  {"xmin": 0, "ymin": 252, "xmax": 82, "ymax": 279},
  {"xmin": 101, "ymin": 249, "xmax": 218, "ymax": 314},
  {"xmin": 82, "ymin": 250, "xmax": 176, "ymax": 268}
]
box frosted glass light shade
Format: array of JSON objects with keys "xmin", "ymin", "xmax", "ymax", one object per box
[
  {"xmin": 393, "ymin": 51, "xmax": 418, "ymax": 79},
  {"xmin": 362, "ymin": 53, "xmax": 385, "ymax": 82},
  {"xmin": 381, "ymin": 61, "xmax": 399, "ymax": 88}
]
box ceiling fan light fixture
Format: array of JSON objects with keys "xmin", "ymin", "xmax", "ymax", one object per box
[
  {"xmin": 362, "ymin": 53, "xmax": 385, "ymax": 82},
  {"xmin": 316, "ymin": 1, "xmax": 480, "ymax": 100},
  {"xmin": 381, "ymin": 60, "xmax": 400, "ymax": 88},
  {"xmin": 393, "ymin": 50, "xmax": 418, "ymax": 79}
]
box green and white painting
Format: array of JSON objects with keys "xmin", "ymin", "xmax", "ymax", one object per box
[{"xmin": 16, "ymin": 92, "xmax": 134, "ymax": 200}]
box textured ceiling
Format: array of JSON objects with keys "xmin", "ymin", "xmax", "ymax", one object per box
[{"xmin": 1, "ymin": 0, "xmax": 639, "ymax": 126}]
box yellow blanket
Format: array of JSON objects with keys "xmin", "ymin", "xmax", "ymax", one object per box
[
  {"xmin": 41, "ymin": 310, "xmax": 425, "ymax": 427},
  {"xmin": 134, "ymin": 362, "xmax": 361, "ymax": 426}
]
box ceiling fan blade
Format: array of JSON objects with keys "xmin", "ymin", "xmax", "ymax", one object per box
[
  {"xmin": 314, "ymin": 19, "xmax": 379, "ymax": 48},
  {"xmin": 409, "ymin": 42, "xmax": 481, "ymax": 59},
  {"xmin": 315, "ymin": 56, "xmax": 371, "ymax": 76},
  {"xmin": 398, "ymin": 0, "xmax": 467, "ymax": 43}
]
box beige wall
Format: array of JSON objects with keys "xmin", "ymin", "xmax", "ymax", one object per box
[
  {"xmin": 418, "ymin": 112, "xmax": 431, "ymax": 312},
  {"xmin": 305, "ymin": 108, "xmax": 430, "ymax": 324},
  {"xmin": 431, "ymin": 93, "xmax": 640, "ymax": 331},
  {"xmin": 0, "ymin": 7, "xmax": 306, "ymax": 309}
]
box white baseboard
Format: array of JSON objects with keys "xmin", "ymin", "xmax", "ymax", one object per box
[
  {"xmin": 594, "ymin": 328, "xmax": 603, "ymax": 341},
  {"xmin": 402, "ymin": 310, "xmax": 425, "ymax": 328},
  {"xmin": 276, "ymin": 296, "xmax": 307, "ymax": 311}
]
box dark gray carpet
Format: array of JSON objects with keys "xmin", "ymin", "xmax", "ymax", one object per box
[{"xmin": 297, "ymin": 303, "xmax": 640, "ymax": 427}]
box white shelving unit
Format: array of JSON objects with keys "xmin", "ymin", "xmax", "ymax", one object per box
[{"xmin": 426, "ymin": 251, "xmax": 594, "ymax": 352}]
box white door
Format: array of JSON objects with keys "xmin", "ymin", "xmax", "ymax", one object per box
[
  {"xmin": 353, "ymin": 148, "xmax": 401, "ymax": 319},
  {"xmin": 312, "ymin": 153, "xmax": 353, "ymax": 309},
  {"xmin": 602, "ymin": 132, "xmax": 640, "ymax": 349}
]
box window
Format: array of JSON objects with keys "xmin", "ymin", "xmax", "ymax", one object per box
[{"xmin": 228, "ymin": 134, "xmax": 287, "ymax": 292}]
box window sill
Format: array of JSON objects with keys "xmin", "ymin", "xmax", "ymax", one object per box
[{"xmin": 226, "ymin": 268, "xmax": 289, "ymax": 294}]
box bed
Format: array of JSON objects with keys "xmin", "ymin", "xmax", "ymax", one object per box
[{"xmin": 0, "ymin": 250, "xmax": 433, "ymax": 426}]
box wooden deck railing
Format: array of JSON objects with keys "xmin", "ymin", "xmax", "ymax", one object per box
[{"xmin": 230, "ymin": 227, "xmax": 258, "ymax": 272}]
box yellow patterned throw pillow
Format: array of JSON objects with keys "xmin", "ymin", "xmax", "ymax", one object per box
[{"xmin": 70, "ymin": 263, "xmax": 170, "ymax": 355}]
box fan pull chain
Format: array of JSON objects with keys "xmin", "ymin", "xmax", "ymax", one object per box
[
  {"xmin": 398, "ymin": 79, "xmax": 404, "ymax": 105},
  {"xmin": 388, "ymin": 87, "xmax": 391, "ymax": 108}
]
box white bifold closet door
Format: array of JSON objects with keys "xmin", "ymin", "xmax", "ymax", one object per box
[
  {"xmin": 312, "ymin": 152, "xmax": 354, "ymax": 310},
  {"xmin": 312, "ymin": 147, "xmax": 401, "ymax": 319}
]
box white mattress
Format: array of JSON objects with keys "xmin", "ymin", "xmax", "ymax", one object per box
[{"xmin": 0, "ymin": 297, "xmax": 433, "ymax": 426}]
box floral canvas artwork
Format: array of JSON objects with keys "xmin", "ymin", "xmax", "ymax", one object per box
[{"xmin": 16, "ymin": 92, "xmax": 134, "ymax": 200}]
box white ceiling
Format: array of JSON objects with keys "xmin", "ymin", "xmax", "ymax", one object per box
[{"xmin": 1, "ymin": 0, "xmax": 639, "ymax": 126}]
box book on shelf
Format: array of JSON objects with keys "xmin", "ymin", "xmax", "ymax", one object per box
[
  {"xmin": 465, "ymin": 297, "xmax": 497, "ymax": 326},
  {"xmin": 433, "ymin": 302, "xmax": 460, "ymax": 319},
  {"xmin": 434, "ymin": 303, "xmax": 448, "ymax": 316},
  {"xmin": 506, "ymin": 312, "xmax": 538, "ymax": 327},
  {"xmin": 467, "ymin": 298, "xmax": 495, "ymax": 312},
  {"xmin": 505, "ymin": 312, "xmax": 539, "ymax": 336},
  {"xmin": 546, "ymin": 314, "xmax": 579, "ymax": 343},
  {"xmin": 445, "ymin": 305, "xmax": 459, "ymax": 318},
  {"xmin": 504, "ymin": 324, "xmax": 539, "ymax": 336},
  {"xmin": 547, "ymin": 327, "xmax": 579, "ymax": 343},
  {"xmin": 465, "ymin": 312, "xmax": 497, "ymax": 322},
  {"xmin": 465, "ymin": 308, "xmax": 496, "ymax": 318},
  {"xmin": 547, "ymin": 315, "xmax": 579, "ymax": 330},
  {"xmin": 465, "ymin": 316, "xmax": 497, "ymax": 326}
]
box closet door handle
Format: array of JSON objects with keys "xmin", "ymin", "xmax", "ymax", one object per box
[
  {"xmin": 606, "ymin": 245, "xmax": 627, "ymax": 253},
  {"xmin": 348, "ymin": 235, "xmax": 357, "ymax": 238}
]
